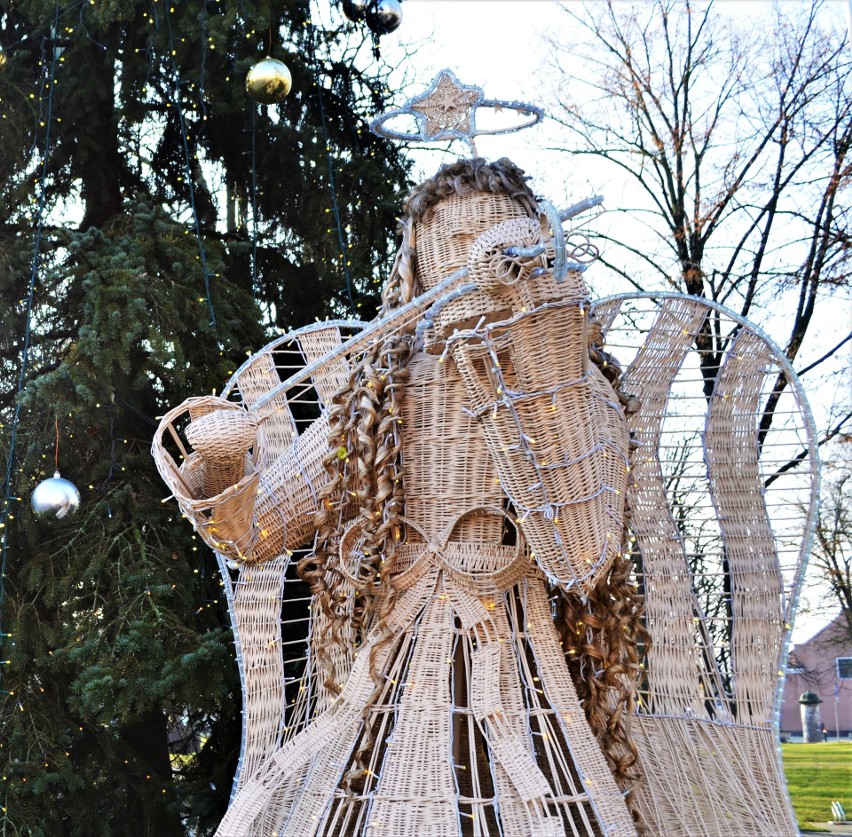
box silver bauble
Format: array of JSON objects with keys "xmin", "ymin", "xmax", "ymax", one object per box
[
  {"xmin": 32, "ymin": 471, "xmax": 81, "ymax": 520},
  {"xmin": 365, "ymin": 0, "xmax": 403, "ymax": 35},
  {"xmin": 342, "ymin": 0, "xmax": 369, "ymax": 22},
  {"xmin": 245, "ymin": 57, "xmax": 292, "ymax": 105}
]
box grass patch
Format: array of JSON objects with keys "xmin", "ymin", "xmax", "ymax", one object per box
[{"xmin": 782, "ymin": 741, "xmax": 852, "ymax": 830}]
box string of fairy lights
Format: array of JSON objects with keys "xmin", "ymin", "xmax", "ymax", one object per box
[
  {"xmin": 307, "ymin": 17, "xmax": 357, "ymax": 313},
  {"xmin": 161, "ymin": 0, "xmax": 218, "ymax": 331},
  {"xmin": 0, "ymin": 7, "xmax": 67, "ymax": 824},
  {"xmin": 0, "ymin": 0, "xmax": 407, "ymax": 809},
  {"xmin": 0, "ymin": 4, "xmax": 64, "ymax": 687}
]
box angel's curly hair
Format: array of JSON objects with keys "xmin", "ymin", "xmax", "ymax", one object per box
[
  {"xmin": 556, "ymin": 349, "xmax": 649, "ymax": 801},
  {"xmin": 404, "ymin": 156, "xmax": 539, "ymax": 224},
  {"xmin": 298, "ymin": 157, "xmax": 648, "ymax": 798}
]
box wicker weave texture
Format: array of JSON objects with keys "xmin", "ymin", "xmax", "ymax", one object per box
[
  {"xmin": 208, "ymin": 337, "xmax": 637, "ymax": 836},
  {"xmin": 415, "ymin": 193, "xmax": 534, "ymax": 335},
  {"xmin": 230, "ymin": 558, "xmax": 289, "ymax": 790},
  {"xmin": 451, "ymin": 298, "xmax": 629, "ymax": 593},
  {"xmin": 219, "ymin": 562, "xmax": 635, "ymax": 837},
  {"xmin": 631, "ymin": 716, "xmax": 796, "ymax": 837},
  {"xmin": 621, "ymin": 298, "xmax": 714, "ymax": 718},
  {"xmin": 705, "ymin": 329, "xmax": 784, "ymax": 725}
]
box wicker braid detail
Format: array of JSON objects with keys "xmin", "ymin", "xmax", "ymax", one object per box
[{"xmin": 303, "ymin": 329, "xmax": 413, "ymax": 692}]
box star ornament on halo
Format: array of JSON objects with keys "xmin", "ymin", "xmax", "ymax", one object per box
[
  {"xmin": 370, "ymin": 69, "xmax": 544, "ymax": 156},
  {"xmin": 409, "ymin": 71, "xmax": 483, "ymax": 141}
]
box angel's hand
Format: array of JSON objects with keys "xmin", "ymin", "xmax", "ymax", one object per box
[
  {"xmin": 467, "ymin": 217, "xmax": 545, "ymax": 300},
  {"xmin": 185, "ymin": 405, "xmax": 258, "ymax": 498}
]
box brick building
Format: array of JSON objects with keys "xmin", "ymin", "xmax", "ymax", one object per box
[{"xmin": 780, "ymin": 615, "xmax": 852, "ymax": 737}]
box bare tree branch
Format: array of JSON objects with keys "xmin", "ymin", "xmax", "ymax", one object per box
[
  {"xmin": 797, "ymin": 330, "xmax": 852, "ymax": 376},
  {"xmin": 764, "ymin": 410, "xmax": 852, "ymax": 487}
]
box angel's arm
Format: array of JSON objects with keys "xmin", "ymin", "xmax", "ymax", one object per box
[
  {"xmin": 448, "ymin": 219, "xmax": 630, "ymax": 592},
  {"xmin": 153, "ymin": 396, "xmax": 332, "ymax": 565}
]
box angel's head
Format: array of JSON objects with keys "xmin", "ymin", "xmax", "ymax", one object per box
[{"xmin": 381, "ymin": 157, "xmax": 539, "ymax": 309}]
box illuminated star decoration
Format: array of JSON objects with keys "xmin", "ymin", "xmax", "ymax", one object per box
[
  {"xmin": 409, "ymin": 71, "xmax": 483, "ymax": 145},
  {"xmin": 369, "ymin": 70, "xmax": 544, "ymax": 157}
]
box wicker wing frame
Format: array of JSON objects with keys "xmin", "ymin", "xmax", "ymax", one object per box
[
  {"xmin": 592, "ymin": 293, "xmax": 818, "ymax": 837},
  {"xmin": 153, "ymin": 320, "xmax": 367, "ymax": 815}
]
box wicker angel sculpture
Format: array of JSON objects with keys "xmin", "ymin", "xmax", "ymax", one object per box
[{"xmin": 154, "ymin": 158, "xmax": 817, "ymax": 837}]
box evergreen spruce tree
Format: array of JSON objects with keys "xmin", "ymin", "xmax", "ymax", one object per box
[{"xmin": 0, "ymin": 1, "xmax": 412, "ymax": 833}]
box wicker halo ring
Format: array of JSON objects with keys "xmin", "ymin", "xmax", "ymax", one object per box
[
  {"xmin": 369, "ymin": 69, "xmax": 544, "ymax": 155},
  {"xmin": 369, "ymin": 98, "xmax": 544, "ymax": 142}
]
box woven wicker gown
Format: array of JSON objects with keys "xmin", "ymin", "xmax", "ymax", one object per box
[
  {"xmin": 213, "ymin": 350, "xmax": 634, "ymax": 836},
  {"xmin": 207, "ymin": 201, "xmax": 635, "ymax": 836}
]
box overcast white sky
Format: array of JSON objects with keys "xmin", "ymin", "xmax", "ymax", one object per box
[
  {"xmin": 383, "ymin": 0, "xmax": 578, "ymax": 193},
  {"xmin": 384, "ymin": 0, "xmax": 850, "ymax": 190}
]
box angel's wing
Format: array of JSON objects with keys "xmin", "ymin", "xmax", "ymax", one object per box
[
  {"xmin": 592, "ymin": 293, "xmax": 817, "ymax": 837},
  {"xmin": 206, "ymin": 320, "xmax": 366, "ymax": 808}
]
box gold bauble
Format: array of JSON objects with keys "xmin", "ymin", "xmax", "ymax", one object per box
[{"xmin": 246, "ymin": 57, "xmax": 292, "ymax": 105}]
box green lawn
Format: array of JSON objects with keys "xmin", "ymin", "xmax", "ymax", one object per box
[{"xmin": 782, "ymin": 741, "xmax": 852, "ymax": 830}]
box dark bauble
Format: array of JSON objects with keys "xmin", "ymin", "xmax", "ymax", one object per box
[
  {"xmin": 365, "ymin": 0, "xmax": 403, "ymax": 36},
  {"xmin": 342, "ymin": 0, "xmax": 370, "ymax": 23}
]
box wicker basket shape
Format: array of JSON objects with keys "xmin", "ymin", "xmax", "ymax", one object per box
[
  {"xmin": 153, "ymin": 322, "xmax": 368, "ymax": 565},
  {"xmin": 152, "ymin": 170, "xmax": 817, "ymax": 837}
]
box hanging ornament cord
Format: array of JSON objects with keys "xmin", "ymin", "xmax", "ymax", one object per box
[
  {"xmin": 54, "ymin": 419, "xmax": 60, "ymax": 473},
  {"xmin": 307, "ymin": 16, "xmax": 357, "ymax": 315},
  {"xmin": 197, "ymin": 0, "xmax": 210, "ymax": 123},
  {"xmin": 244, "ymin": 14, "xmax": 262, "ymax": 304},
  {"xmin": 0, "ymin": 1, "xmax": 61, "ymax": 734},
  {"xmin": 1, "ymin": 0, "xmax": 84, "ymax": 52},
  {"xmin": 250, "ymin": 103, "xmax": 260, "ymax": 298},
  {"xmin": 160, "ymin": 1, "xmax": 218, "ymax": 331}
]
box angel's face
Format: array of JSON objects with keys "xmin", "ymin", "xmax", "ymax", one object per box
[{"xmin": 413, "ymin": 191, "xmax": 530, "ymax": 291}]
